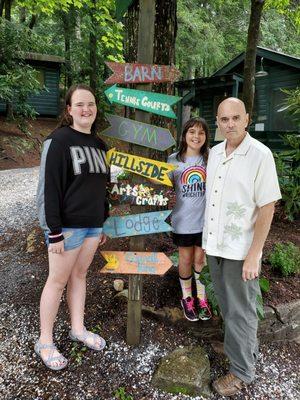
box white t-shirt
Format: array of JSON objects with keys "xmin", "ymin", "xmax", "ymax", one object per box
[
  {"xmin": 202, "ymin": 133, "xmax": 281, "ymax": 260},
  {"xmin": 168, "ymin": 152, "xmax": 206, "ymax": 234}
]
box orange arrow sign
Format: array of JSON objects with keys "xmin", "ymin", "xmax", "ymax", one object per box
[{"xmin": 100, "ymin": 251, "xmax": 173, "ymax": 275}]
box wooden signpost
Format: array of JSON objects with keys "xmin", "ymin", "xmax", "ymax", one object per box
[
  {"xmin": 102, "ymin": 210, "xmax": 172, "ymax": 238},
  {"xmin": 100, "ymin": 251, "xmax": 173, "ymax": 275},
  {"xmin": 109, "ymin": 182, "xmax": 170, "ymax": 206},
  {"xmin": 105, "ymin": 62, "xmax": 181, "ymax": 85},
  {"xmin": 101, "ymin": 114, "xmax": 176, "ymax": 151},
  {"xmin": 104, "ymin": 85, "xmax": 181, "ymax": 119},
  {"xmin": 106, "ymin": 148, "xmax": 176, "ymax": 186},
  {"xmin": 102, "ymin": 0, "xmax": 179, "ymax": 346}
]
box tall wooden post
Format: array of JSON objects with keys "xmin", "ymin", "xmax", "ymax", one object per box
[{"xmin": 126, "ymin": 0, "xmax": 156, "ymax": 346}]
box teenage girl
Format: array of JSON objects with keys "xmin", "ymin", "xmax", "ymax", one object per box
[
  {"xmin": 168, "ymin": 117, "xmax": 211, "ymax": 321},
  {"xmin": 35, "ymin": 84, "xmax": 109, "ymax": 370}
]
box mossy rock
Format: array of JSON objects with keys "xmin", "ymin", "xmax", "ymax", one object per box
[{"xmin": 151, "ymin": 345, "xmax": 211, "ymax": 397}]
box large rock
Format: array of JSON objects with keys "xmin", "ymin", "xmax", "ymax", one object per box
[
  {"xmin": 258, "ymin": 300, "xmax": 300, "ymax": 343},
  {"xmin": 151, "ymin": 346, "xmax": 211, "ymax": 397}
]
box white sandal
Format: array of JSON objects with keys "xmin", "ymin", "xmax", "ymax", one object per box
[
  {"xmin": 69, "ymin": 328, "xmax": 106, "ymax": 351},
  {"xmin": 34, "ymin": 341, "xmax": 68, "ymax": 371}
]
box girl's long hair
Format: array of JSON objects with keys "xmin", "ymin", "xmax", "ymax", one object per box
[
  {"xmin": 57, "ymin": 84, "xmax": 98, "ymax": 135},
  {"xmin": 176, "ymin": 117, "xmax": 210, "ymax": 164}
]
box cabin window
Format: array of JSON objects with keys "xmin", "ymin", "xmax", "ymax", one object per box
[
  {"xmin": 34, "ymin": 69, "xmax": 45, "ymax": 89},
  {"xmin": 271, "ymin": 88, "xmax": 298, "ymax": 131}
]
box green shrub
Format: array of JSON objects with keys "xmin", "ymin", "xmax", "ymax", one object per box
[
  {"xmin": 269, "ymin": 242, "xmax": 300, "ymax": 277},
  {"xmin": 274, "ymin": 134, "xmax": 300, "ymax": 221}
]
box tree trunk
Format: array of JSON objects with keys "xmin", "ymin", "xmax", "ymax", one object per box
[
  {"xmin": 4, "ymin": 0, "xmax": 12, "ymax": 20},
  {"xmin": 61, "ymin": 11, "xmax": 73, "ymax": 88},
  {"xmin": 89, "ymin": 0, "xmax": 97, "ymax": 93},
  {"xmin": 242, "ymin": 0, "xmax": 265, "ymax": 119},
  {"xmin": 19, "ymin": 6, "xmax": 26, "ymax": 23},
  {"xmin": 28, "ymin": 14, "xmax": 37, "ymax": 29},
  {"xmin": 0, "ymin": 0, "xmax": 5, "ymax": 17}
]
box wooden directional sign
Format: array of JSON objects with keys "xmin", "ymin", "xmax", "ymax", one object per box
[
  {"xmin": 109, "ymin": 182, "xmax": 171, "ymax": 206},
  {"xmin": 102, "ymin": 210, "xmax": 172, "ymax": 238},
  {"xmin": 101, "ymin": 114, "xmax": 175, "ymax": 151},
  {"xmin": 105, "ymin": 62, "xmax": 181, "ymax": 85},
  {"xmin": 100, "ymin": 251, "xmax": 173, "ymax": 275},
  {"xmin": 104, "ymin": 85, "xmax": 181, "ymax": 119},
  {"xmin": 107, "ymin": 148, "xmax": 176, "ymax": 186},
  {"xmin": 115, "ymin": 0, "xmax": 135, "ymax": 21}
]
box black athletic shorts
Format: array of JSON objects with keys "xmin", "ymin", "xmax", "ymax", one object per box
[{"xmin": 172, "ymin": 232, "xmax": 203, "ymax": 247}]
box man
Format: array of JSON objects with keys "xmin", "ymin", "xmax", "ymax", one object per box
[{"xmin": 203, "ymin": 98, "xmax": 281, "ymax": 396}]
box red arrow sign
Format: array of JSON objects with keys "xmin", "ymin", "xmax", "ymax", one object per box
[{"xmin": 105, "ymin": 62, "xmax": 181, "ymax": 85}]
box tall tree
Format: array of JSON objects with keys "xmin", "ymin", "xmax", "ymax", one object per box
[
  {"xmin": 242, "ymin": 0, "xmax": 265, "ymax": 118},
  {"xmin": 89, "ymin": 0, "xmax": 97, "ymax": 91}
]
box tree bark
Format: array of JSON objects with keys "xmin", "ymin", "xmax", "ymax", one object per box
[
  {"xmin": 28, "ymin": 14, "xmax": 37, "ymax": 29},
  {"xmin": 89, "ymin": 0, "xmax": 97, "ymax": 93},
  {"xmin": 242, "ymin": 0, "xmax": 265, "ymax": 119},
  {"xmin": 19, "ymin": 6, "xmax": 26, "ymax": 23},
  {"xmin": 4, "ymin": 0, "xmax": 12, "ymax": 20},
  {"xmin": 0, "ymin": 0, "xmax": 5, "ymax": 17},
  {"xmin": 61, "ymin": 11, "xmax": 73, "ymax": 88}
]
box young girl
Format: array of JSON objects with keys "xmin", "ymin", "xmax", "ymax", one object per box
[
  {"xmin": 168, "ymin": 117, "xmax": 211, "ymax": 321},
  {"xmin": 35, "ymin": 84, "xmax": 109, "ymax": 370}
]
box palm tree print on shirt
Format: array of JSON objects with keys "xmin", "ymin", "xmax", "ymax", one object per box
[
  {"xmin": 224, "ymin": 223, "xmax": 243, "ymax": 241},
  {"xmin": 226, "ymin": 202, "xmax": 246, "ymax": 219}
]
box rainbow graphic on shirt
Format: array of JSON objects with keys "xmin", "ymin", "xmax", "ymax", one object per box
[
  {"xmin": 180, "ymin": 166, "xmax": 206, "ymax": 197},
  {"xmin": 181, "ymin": 166, "xmax": 206, "ymax": 185}
]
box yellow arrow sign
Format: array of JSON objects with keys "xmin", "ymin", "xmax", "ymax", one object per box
[
  {"xmin": 106, "ymin": 148, "xmax": 176, "ymax": 186},
  {"xmin": 102, "ymin": 253, "xmax": 119, "ymax": 271}
]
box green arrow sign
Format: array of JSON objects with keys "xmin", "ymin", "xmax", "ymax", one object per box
[{"xmin": 104, "ymin": 85, "xmax": 181, "ymax": 119}]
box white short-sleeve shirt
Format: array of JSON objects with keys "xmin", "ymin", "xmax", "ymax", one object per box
[{"xmin": 202, "ymin": 133, "xmax": 281, "ymax": 260}]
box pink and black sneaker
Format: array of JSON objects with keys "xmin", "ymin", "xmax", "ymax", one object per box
[
  {"xmin": 180, "ymin": 296, "xmax": 199, "ymax": 322},
  {"xmin": 198, "ymin": 298, "xmax": 212, "ymax": 320}
]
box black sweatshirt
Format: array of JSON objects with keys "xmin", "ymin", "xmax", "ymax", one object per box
[{"xmin": 37, "ymin": 126, "xmax": 109, "ymax": 243}]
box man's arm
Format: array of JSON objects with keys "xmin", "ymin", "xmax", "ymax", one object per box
[{"xmin": 242, "ymin": 201, "xmax": 276, "ymax": 281}]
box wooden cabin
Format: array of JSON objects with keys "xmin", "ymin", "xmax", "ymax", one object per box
[
  {"xmin": 0, "ymin": 52, "xmax": 64, "ymax": 117},
  {"xmin": 175, "ymin": 47, "xmax": 300, "ymax": 151}
]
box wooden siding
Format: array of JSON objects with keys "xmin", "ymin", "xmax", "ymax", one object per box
[{"xmin": 0, "ymin": 67, "xmax": 60, "ymax": 116}]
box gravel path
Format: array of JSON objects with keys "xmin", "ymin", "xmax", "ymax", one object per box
[{"xmin": 0, "ymin": 167, "xmax": 299, "ymax": 400}]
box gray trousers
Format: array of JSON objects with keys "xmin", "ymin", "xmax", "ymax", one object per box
[{"xmin": 207, "ymin": 255, "xmax": 261, "ymax": 383}]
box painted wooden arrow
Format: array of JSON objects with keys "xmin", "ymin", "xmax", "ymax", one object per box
[
  {"xmin": 101, "ymin": 114, "xmax": 176, "ymax": 151},
  {"xmin": 105, "ymin": 62, "xmax": 181, "ymax": 85},
  {"xmin": 102, "ymin": 210, "xmax": 172, "ymax": 238},
  {"xmin": 115, "ymin": 0, "xmax": 135, "ymax": 21},
  {"xmin": 100, "ymin": 251, "xmax": 173, "ymax": 275},
  {"xmin": 106, "ymin": 148, "xmax": 176, "ymax": 186},
  {"xmin": 104, "ymin": 85, "xmax": 181, "ymax": 119},
  {"xmin": 109, "ymin": 182, "xmax": 171, "ymax": 206}
]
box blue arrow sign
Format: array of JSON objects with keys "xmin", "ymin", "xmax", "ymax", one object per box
[
  {"xmin": 104, "ymin": 85, "xmax": 181, "ymax": 119},
  {"xmin": 102, "ymin": 210, "xmax": 172, "ymax": 238},
  {"xmin": 101, "ymin": 114, "xmax": 176, "ymax": 151}
]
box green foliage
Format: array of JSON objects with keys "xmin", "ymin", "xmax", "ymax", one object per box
[
  {"xmin": 274, "ymin": 134, "xmax": 300, "ymax": 221},
  {"xmin": 199, "ymin": 265, "xmax": 220, "ymax": 316},
  {"xmin": 269, "ymin": 242, "xmax": 300, "ymax": 277},
  {"xmin": 69, "ymin": 342, "xmax": 87, "ymax": 365},
  {"xmin": 0, "ymin": 19, "xmax": 41, "ymax": 122},
  {"xmin": 256, "ymin": 294, "xmax": 264, "ymax": 320},
  {"xmin": 114, "ymin": 387, "xmax": 133, "ymax": 400},
  {"xmin": 259, "ymin": 277, "xmax": 270, "ymax": 293}
]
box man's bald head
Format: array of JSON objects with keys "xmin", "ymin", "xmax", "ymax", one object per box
[
  {"xmin": 217, "ymin": 97, "xmax": 247, "ymax": 116},
  {"xmin": 216, "ymin": 97, "xmax": 249, "ymax": 143}
]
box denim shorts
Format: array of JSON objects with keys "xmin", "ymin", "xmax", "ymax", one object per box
[{"xmin": 45, "ymin": 227, "xmax": 103, "ymax": 251}]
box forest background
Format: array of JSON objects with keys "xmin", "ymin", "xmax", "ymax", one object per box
[{"xmin": 1, "ymin": 0, "xmax": 300, "ymax": 124}]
